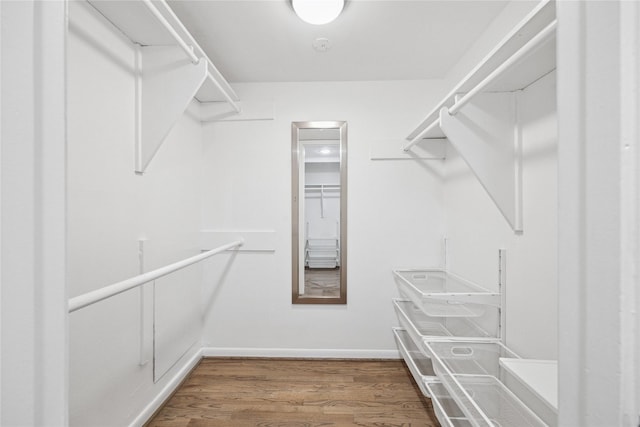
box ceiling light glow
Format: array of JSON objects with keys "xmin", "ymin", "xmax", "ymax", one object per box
[{"xmin": 292, "ymin": 0, "xmax": 344, "ymax": 25}]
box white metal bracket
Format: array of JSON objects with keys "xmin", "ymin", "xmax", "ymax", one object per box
[
  {"xmin": 498, "ymin": 248, "xmax": 507, "ymax": 344},
  {"xmin": 370, "ymin": 138, "xmax": 447, "ymax": 160},
  {"xmin": 137, "ymin": 238, "xmax": 153, "ymax": 366},
  {"xmin": 439, "ymin": 91, "xmax": 523, "ymax": 233},
  {"xmin": 199, "ymin": 100, "xmax": 273, "ymax": 122},
  {"xmin": 134, "ymin": 45, "xmax": 208, "ymax": 174}
]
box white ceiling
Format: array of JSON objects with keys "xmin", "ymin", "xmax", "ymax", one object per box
[{"xmin": 166, "ymin": 0, "xmax": 510, "ymax": 83}]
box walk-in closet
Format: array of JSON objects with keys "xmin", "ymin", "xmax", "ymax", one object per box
[{"xmin": 1, "ymin": 0, "xmax": 639, "ymax": 426}]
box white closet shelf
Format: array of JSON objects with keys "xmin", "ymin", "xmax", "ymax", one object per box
[
  {"xmin": 423, "ymin": 340, "xmax": 548, "ymax": 427},
  {"xmin": 401, "ymin": 0, "xmax": 556, "ymax": 233},
  {"xmin": 405, "ymin": 0, "xmax": 556, "ymax": 142},
  {"xmin": 394, "ymin": 269, "xmax": 500, "ymax": 317},
  {"xmin": 499, "ymin": 358, "xmax": 558, "ymax": 411},
  {"xmin": 393, "ymin": 299, "xmax": 498, "ymax": 344},
  {"xmin": 88, "ymin": 0, "xmax": 237, "ymax": 104},
  {"xmin": 88, "ymin": 0, "xmax": 240, "ymax": 173}
]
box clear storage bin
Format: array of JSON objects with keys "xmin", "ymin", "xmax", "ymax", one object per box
[
  {"xmin": 391, "ymin": 328, "xmax": 436, "ymax": 397},
  {"xmin": 393, "ymin": 269, "xmax": 500, "ymax": 317},
  {"xmin": 393, "ymin": 299, "xmax": 498, "ymax": 346},
  {"xmin": 423, "ymin": 340, "xmax": 547, "ymax": 427}
]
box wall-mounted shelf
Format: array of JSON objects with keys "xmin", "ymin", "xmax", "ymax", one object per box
[
  {"xmin": 424, "ymin": 340, "xmax": 549, "ymax": 427},
  {"xmin": 500, "ymin": 358, "xmax": 558, "ymax": 412},
  {"xmin": 393, "ymin": 269, "xmax": 500, "ymax": 317},
  {"xmin": 88, "ymin": 0, "xmax": 237, "ymax": 104},
  {"xmin": 305, "ymin": 238, "xmax": 339, "ymax": 269},
  {"xmin": 393, "ymin": 299, "xmax": 498, "ymax": 344},
  {"xmin": 87, "ymin": 0, "xmax": 240, "ymax": 173},
  {"xmin": 405, "ymin": 0, "xmax": 556, "ymax": 143},
  {"xmin": 401, "ymin": 0, "xmax": 556, "ymax": 233}
]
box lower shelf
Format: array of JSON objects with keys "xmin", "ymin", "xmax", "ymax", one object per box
[
  {"xmin": 423, "ymin": 340, "xmax": 549, "ymax": 427},
  {"xmin": 392, "ymin": 327, "xmax": 436, "ymax": 397},
  {"xmin": 393, "ymin": 299, "xmax": 498, "ymax": 346},
  {"xmin": 393, "ymin": 326, "xmax": 553, "ymax": 427},
  {"xmin": 425, "ymin": 382, "xmax": 472, "ymax": 427},
  {"xmin": 499, "ymin": 358, "xmax": 557, "ymax": 412}
]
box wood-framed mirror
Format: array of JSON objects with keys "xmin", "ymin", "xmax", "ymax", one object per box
[{"xmin": 291, "ymin": 121, "xmax": 347, "ymax": 304}]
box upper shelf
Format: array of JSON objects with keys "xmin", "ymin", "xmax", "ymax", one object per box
[
  {"xmin": 88, "ymin": 0, "xmax": 238, "ymax": 104},
  {"xmin": 406, "ymin": 0, "xmax": 556, "ymax": 141}
]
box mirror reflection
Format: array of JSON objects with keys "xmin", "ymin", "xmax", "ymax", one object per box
[{"xmin": 292, "ymin": 121, "xmax": 347, "ymax": 304}]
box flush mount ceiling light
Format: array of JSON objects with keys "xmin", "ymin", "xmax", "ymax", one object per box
[{"xmin": 292, "ymin": 0, "xmax": 344, "ymax": 25}]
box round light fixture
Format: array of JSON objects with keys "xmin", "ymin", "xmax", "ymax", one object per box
[{"xmin": 292, "ymin": 0, "xmax": 344, "ymax": 25}]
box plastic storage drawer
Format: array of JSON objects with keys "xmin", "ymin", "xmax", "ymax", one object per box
[
  {"xmin": 393, "ymin": 299, "xmax": 498, "ymax": 346},
  {"xmin": 423, "ymin": 340, "xmax": 547, "ymax": 427},
  {"xmin": 393, "ymin": 269, "xmax": 500, "ymax": 317}
]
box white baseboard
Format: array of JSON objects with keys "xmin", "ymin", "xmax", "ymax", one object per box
[
  {"xmin": 201, "ymin": 347, "xmax": 401, "ymax": 359},
  {"xmin": 129, "ymin": 348, "xmax": 203, "ymax": 427}
]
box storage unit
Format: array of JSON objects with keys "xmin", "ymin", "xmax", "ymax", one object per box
[
  {"xmin": 394, "ymin": 269, "xmax": 500, "ymax": 318},
  {"xmin": 305, "ymin": 238, "xmax": 340, "ymax": 268},
  {"xmin": 392, "ymin": 272, "xmax": 556, "ymax": 427},
  {"xmin": 390, "ymin": 1, "xmax": 561, "ymax": 426},
  {"xmin": 424, "ymin": 340, "xmax": 548, "ymax": 427},
  {"xmin": 393, "ymin": 299, "xmax": 497, "ymax": 344}
]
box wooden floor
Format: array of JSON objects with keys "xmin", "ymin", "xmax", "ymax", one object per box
[
  {"xmin": 304, "ymin": 268, "xmax": 341, "ymax": 297},
  {"xmin": 147, "ymin": 358, "xmax": 440, "ymax": 427}
]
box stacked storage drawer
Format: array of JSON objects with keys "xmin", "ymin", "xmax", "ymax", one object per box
[{"xmin": 392, "ymin": 269, "xmax": 553, "ymax": 427}]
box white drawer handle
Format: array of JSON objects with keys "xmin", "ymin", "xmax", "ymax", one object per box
[{"xmin": 451, "ymin": 346, "xmax": 474, "ymax": 357}]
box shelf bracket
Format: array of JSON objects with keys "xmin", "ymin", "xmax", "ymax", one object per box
[
  {"xmin": 439, "ymin": 91, "xmax": 523, "ymax": 233},
  {"xmin": 135, "ymin": 45, "xmax": 208, "ymax": 174}
]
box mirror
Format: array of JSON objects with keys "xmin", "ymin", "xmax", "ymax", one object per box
[{"xmin": 292, "ymin": 121, "xmax": 347, "ymax": 304}]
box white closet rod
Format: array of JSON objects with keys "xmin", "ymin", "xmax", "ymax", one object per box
[
  {"xmin": 141, "ymin": 0, "xmax": 241, "ymax": 113},
  {"xmin": 448, "ymin": 20, "xmax": 557, "ymax": 116},
  {"xmin": 68, "ymin": 239, "xmax": 244, "ymax": 313},
  {"xmin": 403, "ymin": 19, "xmax": 557, "ymax": 152}
]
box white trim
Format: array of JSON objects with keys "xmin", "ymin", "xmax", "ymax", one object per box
[
  {"xmin": 620, "ymin": 0, "xmax": 640, "ymax": 423},
  {"xmin": 1, "ymin": 1, "xmax": 68, "ymax": 424},
  {"xmin": 201, "ymin": 347, "xmax": 401, "ymax": 360},
  {"xmin": 557, "ymin": 2, "xmax": 639, "ymax": 425},
  {"xmin": 129, "ymin": 348, "xmax": 203, "ymax": 427}
]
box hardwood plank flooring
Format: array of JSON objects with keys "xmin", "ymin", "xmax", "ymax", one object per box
[
  {"xmin": 146, "ymin": 358, "xmax": 440, "ymax": 427},
  {"xmin": 304, "ymin": 268, "xmax": 340, "ymax": 297}
]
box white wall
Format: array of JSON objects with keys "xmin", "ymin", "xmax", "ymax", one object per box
[
  {"xmin": 200, "ymin": 80, "xmax": 447, "ymax": 356},
  {"xmin": 67, "ymin": 2, "xmax": 204, "ymax": 425},
  {"xmin": 444, "ymin": 71, "xmax": 558, "ymax": 359}
]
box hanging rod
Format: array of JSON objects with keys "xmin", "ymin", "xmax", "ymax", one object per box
[
  {"xmin": 403, "ymin": 19, "xmax": 557, "ymax": 152},
  {"xmin": 141, "ymin": 0, "xmax": 241, "ymax": 113},
  {"xmin": 448, "ymin": 20, "xmax": 557, "ymax": 116},
  {"xmin": 68, "ymin": 239, "xmax": 244, "ymax": 313}
]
